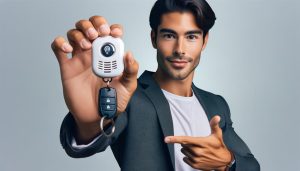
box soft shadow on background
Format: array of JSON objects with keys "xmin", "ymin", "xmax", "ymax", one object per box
[{"xmin": 0, "ymin": 0, "xmax": 299, "ymax": 170}]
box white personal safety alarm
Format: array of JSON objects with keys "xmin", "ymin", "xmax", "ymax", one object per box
[{"xmin": 92, "ymin": 36, "xmax": 124, "ymax": 78}]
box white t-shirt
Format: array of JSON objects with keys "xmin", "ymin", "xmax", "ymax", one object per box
[
  {"xmin": 72, "ymin": 89, "xmax": 211, "ymax": 171},
  {"xmin": 162, "ymin": 89, "xmax": 211, "ymax": 171}
]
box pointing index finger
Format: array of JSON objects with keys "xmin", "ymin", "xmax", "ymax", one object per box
[{"xmin": 165, "ymin": 136, "xmax": 204, "ymax": 145}]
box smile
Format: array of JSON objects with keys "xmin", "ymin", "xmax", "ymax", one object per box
[{"xmin": 167, "ymin": 59, "xmax": 188, "ymax": 69}]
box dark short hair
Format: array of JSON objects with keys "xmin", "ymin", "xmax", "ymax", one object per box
[{"xmin": 149, "ymin": 0, "xmax": 216, "ymax": 37}]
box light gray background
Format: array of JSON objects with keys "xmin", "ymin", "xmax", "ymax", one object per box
[{"xmin": 0, "ymin": 0, "xmax": 299, "ymax": 170}]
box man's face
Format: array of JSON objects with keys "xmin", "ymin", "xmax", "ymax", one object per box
[{"xmin": 151, "ymin": 11, "xmax": 208, "ymax": 80}]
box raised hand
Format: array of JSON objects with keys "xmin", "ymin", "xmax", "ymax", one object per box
[{"xmin": 51, "ymin": 16, "xmax": 139, "ymax": 143}]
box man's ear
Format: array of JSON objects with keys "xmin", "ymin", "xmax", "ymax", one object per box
[
  {"xmin": 151, "ymin": 30, "xmax": 157, "ymax": 49},
  {"xmin": 201, "ymin": 32, "xmax": 209, "ymax": 51}
]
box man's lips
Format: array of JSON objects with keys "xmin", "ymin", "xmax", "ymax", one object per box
[
  {"xmin": 169, "ymin": 59, "xmax": 188, "ymax": 63},
  {"xmin": 167, "ymin": 59, "xmax": 188, "ymax": 69}
]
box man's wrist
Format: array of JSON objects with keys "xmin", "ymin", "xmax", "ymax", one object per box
[
  {"xmin": 74, "ymin": 120, "xmax": 101, "ymax": 144},
  {"xmin": 225, "ymin": 150, "xmax": 236, "ymax": 171}
]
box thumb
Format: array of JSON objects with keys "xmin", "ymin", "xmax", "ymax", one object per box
[
  {"xmin": 120, "ymin": 51, "xmax": 139, "ymax": 87},
  {"xmin": 209, "ymin": 115, "xmax": 221, "ymax": 135}
]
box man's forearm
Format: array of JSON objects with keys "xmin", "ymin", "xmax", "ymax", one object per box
[{"xmin": 74, "ymin": 118, "xmax": 112, "ymax": 145}]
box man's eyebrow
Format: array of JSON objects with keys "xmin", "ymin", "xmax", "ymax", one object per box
[
  {"xmin": 159, "ymin": 28, "xmax": 203, "ymax": 35},
  {"xmin": 185, "ymin": 30, "xmax": 203, "ymax": 35},
  {"xmin": 159, "ymin": 28, "xmax": 177, "ymax": 34}
]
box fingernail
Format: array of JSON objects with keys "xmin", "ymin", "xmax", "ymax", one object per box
[
  {"xmin": 165, "ymin": 137, "xmax": 170, "ymax": 143},
  {"xmin": 129, "ymin": 58, "xmax": 133, "ymax": 65},
  {"xmin": 128, "ymin": 54, "xmax": 134, "ymax": 64},
  {"xmin": 111, "ymin": 28, "xmax": 122, "ymax": 35},
  {"xmin": 98, "ymin": 24, "xmax": 110, "ymax": 35},
  {"xmin": 62, "ymin": 42, "xmax": 72, "ymax": 52},
  {"xmin": 80, "ymin": 39, "xmax": 91, "ymax": 49},
  {"xmin": 86, "ymin": 27, "xmax": 98, "ymax": 39}
]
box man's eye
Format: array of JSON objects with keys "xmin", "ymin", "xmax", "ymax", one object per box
[
  {"xmin": 187, "ymin": 35, "xmax": 199, "ymax": 40},
  {"xmin": 163, "ymin": 34, "xmax": 175, "ymax": 39}
]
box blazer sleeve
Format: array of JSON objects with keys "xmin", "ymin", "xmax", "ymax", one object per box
[
  {"xmin": 216, "ymin": 95, "xmax": 260, "ymax": 171},
  {"xmin": 59, "ymin": 111, "xmax": 128, "ymax": 158}
]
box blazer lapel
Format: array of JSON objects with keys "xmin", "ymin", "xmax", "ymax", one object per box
[
  {"xmin": 192, "ymin": 83, "xmax": 226, "ymax": 128},
  {"xmin": 138, "ymin": 71, "xmax": 175, "ymax": 170},
  {"xmin": 192, "ymin": 84, "xmax": 213, "ymax": 121}
]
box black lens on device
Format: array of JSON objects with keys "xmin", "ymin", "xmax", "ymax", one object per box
[{"xmin": 101, "ymin": 43, "xmax": 115, "ymax": 57}]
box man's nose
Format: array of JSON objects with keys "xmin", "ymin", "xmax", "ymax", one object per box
[{"xmin": 173, "ymin": 38, "xmax": 185, "ymax": 57}]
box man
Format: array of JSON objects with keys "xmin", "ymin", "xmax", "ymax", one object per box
[{"xmin": 52, "ymin": 0, "xmax": 260, "ymax": 170}]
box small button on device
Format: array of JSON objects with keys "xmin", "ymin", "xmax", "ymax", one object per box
[
  {"xmin": 101, "ymin": 104, "xmax": 116, "ymax": 111},
  {"xmin": 101, "ymin": 43, "xmax": 115, "ymax": 57},
  {"xmin": 100, "ymin": 97, "xmax": 116, "ymax": 105}
]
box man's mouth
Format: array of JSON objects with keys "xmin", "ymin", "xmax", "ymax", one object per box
[{"xmin": 167, "ymin": 59, "xmax": 188, "ymax": 69}]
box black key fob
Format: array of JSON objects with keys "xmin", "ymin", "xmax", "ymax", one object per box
[{"xmin": 99, "ymin": 87, "xmax": 117, "ymax": 119}]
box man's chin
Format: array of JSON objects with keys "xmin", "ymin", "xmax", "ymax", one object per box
[{"xmin": 167, "ymin": 70, "xmax": 190, "ymax": 80}]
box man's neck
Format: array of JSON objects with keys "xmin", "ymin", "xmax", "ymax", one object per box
[{"xmin": 153, "ymin": 69, "xmax": 194, "ymax": 97}]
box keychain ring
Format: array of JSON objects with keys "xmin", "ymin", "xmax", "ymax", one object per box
[
  {"xmin": 103, "ymin": 78, "xmax": 112, "ymax": 87},
  {"xmin": 100, "ymin": 116, "xmax": 115, "ymax": 137}
]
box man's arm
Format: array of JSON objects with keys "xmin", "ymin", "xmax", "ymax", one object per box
[
  {"xmin": 217, "ymin": 95, "xmax": 260, "ymax": 171},
  {"xmin": 60, "ymin": 111, "xmax": 128, "ymax": 158},
  {"xmin": 51, "ymin": 15, "xmax": 138, "ymax": 158}
]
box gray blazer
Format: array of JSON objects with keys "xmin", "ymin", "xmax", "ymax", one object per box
[{"xmin": 60, "ymin": 70, "xmax": 260, "ymax": 171}]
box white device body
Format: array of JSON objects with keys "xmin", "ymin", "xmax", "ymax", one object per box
[{"xmin": 92, "ymin": 36, "xmax": 124, "ymax": 78}]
